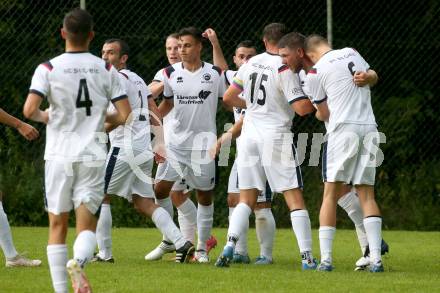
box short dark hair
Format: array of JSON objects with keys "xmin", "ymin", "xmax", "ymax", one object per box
[
  {"xmin": 177, "ymin": 27, "xmax": 203, "ymax": 43},
  {"xmin": 235, "ymin": 40, "xmax": 256, "ymax": 51},
  {"xmin": 63, "ymin": 8, "xmax": 94, "ymax": 45},
  {"xmin": 278, "ymin": 32, "xmax": 306, "ymax": 50},
  {"xmin": 262, "ymin": 23, "xmax": 287, "ymax": 44},
  {"xmin": 104, "ymin": 38, "xmax": 130, "ymax": 57},
  {"xmin": 304, "ymin": 34, "xmax": 329, "ymax": 52}
]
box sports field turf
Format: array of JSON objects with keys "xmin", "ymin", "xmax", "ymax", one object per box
[{"xmin": 0, "ymin": 227, "xmax": 439, "ymax": 292}]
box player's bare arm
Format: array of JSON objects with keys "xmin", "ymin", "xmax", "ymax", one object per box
[
  {"xmin": 148, "ymin": 80, "xmax": 164, "ymax": 98},
  {"xmin": 1, "ymin": 107, "xmax": 39, "ymax": 140},
  {"xmin": 23, "ymin": 93, "xmax": 49, "ymax": 124},
  {"xmin": 158, "ymin": 98, "xmax": 174, "ymax": 118},
  {"xmin": 290, "ymin": 98, "xmax": 315, "ymax": 116},
  {"xmin": 105, "ymin": 97, "xmax": 132, "ymax": 127},
  {"xmin": 203, "ymin": 28, "xmax": 228, "ymax": 71},
  {"xmin": 223, "ymin": 85, "xmax": 246, "ymax": 109},
  {"xmin": 354, "ymin": 69, "xmax": 378, "ymax": 87},
  {"xmin": 314, "ymin": 100, "xmax": 330, "ymax": 121},
  {"xmin": 211, "ymin": 114, "xmax": 244, "ymax": 158}
]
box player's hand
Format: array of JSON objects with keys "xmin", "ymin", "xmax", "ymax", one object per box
[
  {"xmin": 202, "ymin": 28, "xmax": 219, "ymax": 45},
  {"xmin": 353, "ymin": 71, "xmax": 370, "ymax": 87},
  {"xmin": 209, "ymin": 138, "xmax": 222, "ymax": 159},
  {"xmin": 153, "ymin": 143, "xmax": 166, "ymax": 164},
  {"xmin": 17, "ymin": 121, "xmax": 39, "ymax": 140},
  {"xmin": 154, "ymin": 152, "xmax": 166, "ymax": 164}
]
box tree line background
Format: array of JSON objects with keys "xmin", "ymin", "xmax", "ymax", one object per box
[{"xmin": 0, "ymin": 0, "xmax": 439, "ymax": 230}]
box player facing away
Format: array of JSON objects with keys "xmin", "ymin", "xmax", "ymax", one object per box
[
  {"xmin": 145, "ymin": 32, "xmax": 218, "ymax": 261},
  {"xmin": 23, "ymin": 8, "xmax": 132, "ymax": 293},
  {"xmin": 0, "ymin": 108, "xmax": 41, "ymax": 267},
  {"xmin": 215, "ymin": 23, "xmax": 317, "ymax": 269},
  {"xmin": 154, "ymin": 27, "xmax": 226, "ymax": 263},
  {"xmin": 304, "ymin": 35, "xmax": 385, "ymax": 272},
  {"xmin": 215, "ymin": 40, "xmax": 276, "ymax": 265},
  {"xmin": 277, "ymin": 32, "xmax": 389, "ymax": 270},
  {"xmin": 94, "ymin": 39, "xmax": 194, "ymax": 264}
]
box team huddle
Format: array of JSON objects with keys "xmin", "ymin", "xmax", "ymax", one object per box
[{"xmin": 0, "ymin": 7, "xmax": 390, "ymax": 293}]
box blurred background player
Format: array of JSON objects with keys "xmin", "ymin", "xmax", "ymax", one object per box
[
  {"xmin": 216, "ymin": 23, "xmax": 317, "ymax": 270},
  {"xmin": 94, "ymin": 38, "xmax": 194, "ymax": 264},
  {"xmin": 277, "ymin": 32, "xmax": 388, "ymax": 271},
  {"xmin": 305, "ymin": 34, "xmax": 384, "ymax": 272},
  {"xmin": 213, "ymin": 40, "xmax": 276, "ymax": 265},
  {"xmin": 23, "ymin": 8, "xmax": 131, "ymax": 293},
  {"xmin": 0, "ymin": 108, "xmax": 41, "ymax": 267},
  {"xmin": 154, "ymin": 27, "xmax": 226, "ymax": 263}
]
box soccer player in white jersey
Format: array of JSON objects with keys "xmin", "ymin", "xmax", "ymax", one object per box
[
  {"xmin": 23, "ymin": 9, "xmax": 131, "ymax": 293},
  {"xmin": 278, "ymin": 32, "xmax": 388, "ymax": 270},
  {"xmin": 304, "ymin": 34, "xmax": 384, "ymax": 272},
  {"xmin": 145, "ymin": 32, "xmax": 219, "ymax": 261},
  {"xmin": 0, "ymin": 109, "xmax": 41, "ymax": 267},
  {"xmin": 154, "ymin": 27, "xmax": 226, "ymax": 263},
  {"xmin": 93, "ymin": 38, "xmax": 194, "ymax": 264},
  {"xmin": 218, "ymin": 40, "xmax": 276, "ymax": 265},
  {"xmin": 215, "ymin": 23, "xmax": 317, "ymax": 270}
]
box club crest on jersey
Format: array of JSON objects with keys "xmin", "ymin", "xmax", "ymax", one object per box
[
  {"xmin": 202, "ymin": 73, "xmax": 213, "ymax": 84},
  {"xmin": 177, "ymin": 76, "xmax": 183, "ymax": 83}
]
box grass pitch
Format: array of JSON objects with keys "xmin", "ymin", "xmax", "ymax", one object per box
[{"xmin": 0, "ymin": 227, "xmax": 439, "ymax": 292}]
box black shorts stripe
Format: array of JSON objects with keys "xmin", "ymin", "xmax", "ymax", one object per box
[
  {"xmin": 322, "ymin": 141, "xmax": 328, "ymax": 182},
  {"xmin": 104, "ymin": 147, "xmax": 120, "ymax": 193},
  {"xmin": 264, "ymin": 181, "xmax": 272, "ymax": 202},
  {"xmin": 291, "ymin": 143, "xmax": 303, "ymax": 188}
]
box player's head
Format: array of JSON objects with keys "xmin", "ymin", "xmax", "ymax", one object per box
[
  {"xmin": 177, "ymin": 27, "xmax": 203, "ymax": 63},
  {"xmin": 233, "ymin": 40, "xmax": 257, "ymax": 69},
  {"xmin": 278, "ymin": 32, "xmax": 306, "ymax": 72},
  {"xmin": 262, "ymin": 23, "xmax": 287, "ymax": 48},
  {"xmin": 102, "ymin": 39, "xmax": 130, "ymax": 70},
  {"xmin": 61, "ymin": 8, "xmax": 94, "ymax": 47},
  {"xmin": 304, "ymin": 34, "xmax": 331, "ymax": 64},
  {"xmin": 166, "ymin": 33, "xmax": 181, "ymax": 65}
]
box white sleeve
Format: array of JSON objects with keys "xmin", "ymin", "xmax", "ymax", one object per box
[
  {"xmin": 279, "ymin": 68, "xmax": 307, "ymax": 104},
  {"xmin": 306, "ymin": 70, "xmax": 327, "ymax": 104},
  {"xmin": 29, "ymin": 64, "xmax": 50, "ymax": 98},
  {"xmin": 352, "ymin": 48, "xmax": 370, "ymax": 70},
  {"xmin": 109, "ymin": 67, "xmax": 127, "ymax": 103},
  {"xmin": 218, "ymin": 71, "xmax": 226, "ymax": 99},
  {"xmin": 152, "ymin": 69, "xmax": 164, "ymax": 82},
  {"xmin": 163, "ymin": 70, "xmax": 173, "ymax": 99}
]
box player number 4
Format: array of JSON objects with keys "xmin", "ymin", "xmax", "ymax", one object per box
[{"xmin": 76, "ymin": 78, "xmax": 93, "ymax": 116}]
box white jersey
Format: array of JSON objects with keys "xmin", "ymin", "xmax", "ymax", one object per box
[
  {"xmin": 225, "ymin": 69, "xmax": 245, "ymax": 147},
  {"xmin": 108, "ymin": 69, "xmax": 152, "ymax": 151},
  {"xmin": 152, "ymin": 68, "xmax": 175, "ymax": 146},
  {"xmin": 232, "ymin": 52, "xmax": 306, "ymax": 141},
  {"xmin": 163, "ymin": 61, "xmax": 226, "ymax": 150},
  {"xmin": 29, "ymin": 52, "xmax": 126, "ymax": 162},
  {"xmin": 306, "ymin": 48, "xmax": 377, "ymax": 133}
]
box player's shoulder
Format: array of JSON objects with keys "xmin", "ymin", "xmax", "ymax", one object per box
[
  {"xmin": 201, "ymin": 61, "xmax": 222, "ymax": 77},
  {"xmin": 224, "ymin": 70, "xmax": 237, "ymax": 86},
  {"xmin": 163, "ymin": 63, "xmax": 180, "ymax": 79}
]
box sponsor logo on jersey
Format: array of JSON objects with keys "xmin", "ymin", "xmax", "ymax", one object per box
[
  {"xmin": 292, "ymin": 87, "xmax": 303, "ymax": 95},
  {"xmin": 176, "ymin": 90, "xmax": 211, "ymax": 104},
  {"xmin": 177, "ymin": 76, "xmax": 183, "ymax": 83}
]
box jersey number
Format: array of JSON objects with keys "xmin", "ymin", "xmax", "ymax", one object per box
[
  {"xmin": 76, "ymin": 79, "xmax": 93, "ymax": 116},
  {"xmin": 138, "ymin": 90, "xmax": 147, "ymax": 121},
  {"xmin": 249, "ymin": 72, "xmax": 268, "ymax": 106}
]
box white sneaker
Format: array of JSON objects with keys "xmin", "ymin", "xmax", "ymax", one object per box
[
  {"xmin": 145, "ymin": 241, "xmax": 175, "ymax": 261},
  {"xmin": 66, "ymin": 259, "xmax": 92, "ymax": 293},
  {"xmin": 355, "ymin": 256, "xmax": 370, "ymax": 271},
  {"xmin": 5, "ymin": 254, "xmax": 42, "ymax": 267},
  {"xmin": 194, "ymin": 250, "xmax": 209, "ymax": 263}
]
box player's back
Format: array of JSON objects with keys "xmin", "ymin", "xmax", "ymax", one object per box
[
  {"xmin": 33, "ymin": 52, "xmax": 123, "ymax": 161},
  {"xmin": 109, "ymin": 69, "xmax": 151, "ymax": 151},
  {"xmin": 234, "ymin": 52, "xmax": 299, "ymax": 139},
  {"xmin": 312, "ymin": 48, "xmax": 376, "ymax": 131}
]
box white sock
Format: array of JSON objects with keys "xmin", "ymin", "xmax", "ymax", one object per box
[
  {"xmin": 319, "ymin": 226, "xmax": 336, "ymax": 264},
  {"xmin": 96, "ymin": 203, "xmax": 112, "ymax": 259},
  {"xmin": 73, "ymin": 230, "xmax": 96, "ymax": 268},
  {"xmin": 197, "ymin": 203, "xmax": 214, "ymax": 251},
  {"xmin": 152, "ymin": 207, "xmax": 186, "ymax": 249},
  {"xmin": 228, "ymin": 207, "xmax": 235, "ymax": 222},
  {"xmin": 0, "ymin": 202, "xmax": 18, "ymax": 259},
  {"xmin": 177, "ymin": 198, "xmax": 197, "ymax": 243},
  {"xmin": 363, "ymin": 217, "xmax": 382, "ymax": 264},
  {"xmin": 47, "ymin": 244, "xmax": 68, "ymax": 293},
  {"xmin": 226, "ymin": 203, "xmax": 251, "ymax": 249},
  {"xmin": 255, "ymin": 208, "xmax": 275, "ymax": 260},
  {"xmin": 156, "ymin": 197, "xmax": 174, "ymax": 243},
  {"xmin": 290, "ymin": 210, "xmax": 314, "ymax": 262},
  {"xmin": 338, "ymin": 191, "xmax": 368, "ymax": 253},
  {"xmin": 228, "ymin": 206, "xmax": 247, "ymax": 255}
]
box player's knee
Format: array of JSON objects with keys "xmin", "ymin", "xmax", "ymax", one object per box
[
  {"xmin": 170, "ymin": 191, "xmax": 187, "ymax": 206},
  {"xmin": 255, "ymin": 202, "xmax": 271, "ymax": 210},
  {"xmin": 196, "ymin": 190, "xmax": 213, "ymax": 205},
  {"xmin": 227, "ymin": 194, "xmax": 239, "ymax": 207}
]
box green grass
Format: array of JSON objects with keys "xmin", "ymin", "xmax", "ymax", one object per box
[{"xmin": 0, "ymin": 228, "xmax": 439, "ymax": 292}]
